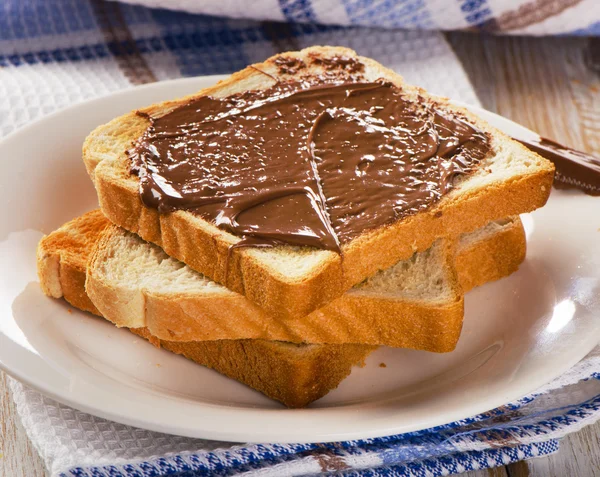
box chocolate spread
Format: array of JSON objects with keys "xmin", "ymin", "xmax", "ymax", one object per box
[
  {"xmin": 515, "ymin": 137, "xmax": 600, "ymax": 196},
  {"xmin": 128, "ymin": 79, "xmax": 491, "ymax": 251},
  {"xmin": 309, "ymin": 54, "xmax": 365, "ymax": 74},
  {"xmin": 274, "ymin": 56, "xmax": 306, "ymax": 75}
]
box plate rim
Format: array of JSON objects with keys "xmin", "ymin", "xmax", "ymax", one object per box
[{"xmin": 0, "ymin": 76, "xmax": 598, "ymax": 444}]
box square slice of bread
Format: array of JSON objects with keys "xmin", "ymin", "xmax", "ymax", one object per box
[
  {"xmin": 36, "ymin": 210, "xmax": 374, "ymax": 408},
  {"xmin": 83, "ymin": 46, "xmax": 553, "ymax": 320}
]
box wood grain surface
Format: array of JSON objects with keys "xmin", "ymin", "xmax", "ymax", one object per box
[{"xmin": 1, "ymin": 33, "xmax": 599, "ymax": 477}]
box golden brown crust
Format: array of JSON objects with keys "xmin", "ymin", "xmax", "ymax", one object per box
[
  {"xmin": 140, "ymin": 282, "xmax": 463, "ymax": 350},
  {"xmin": 84, "ymin": 46, "xmax": 554, "ymax": 320},
  {"xmin": 130, "ymin": 328, "xmax": 374, "ymax": 408},
  {"xmin": 36, "ymin": 209, "xmax": 109, "ymax": 315},
  {"xmin": 456, "ymin": 217, "xmax": 526, "ymax": 292}
]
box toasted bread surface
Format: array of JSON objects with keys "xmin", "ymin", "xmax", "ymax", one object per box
[
  {"xmin": 37, "ymin": 209, "xmax": 109, "ymax": 315},
  {"xmin": 84, "ymin": 46, "xmax": 553, "ymax": 320}
]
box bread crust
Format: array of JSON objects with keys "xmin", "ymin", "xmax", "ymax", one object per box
[
  {"xmin": 84, "ymin": 46, "xmax": 553, "ymax": 320},
  {"xmin": 130, "ymin": 328, "xmax": 373, "ymax": 408},
  {"xmin": 37, "ymin": 209, "xmax": 109, "ymax": 315},
  {"xmin": 456, "ymin": 217, "xmax": 526, "ymax": 292}
]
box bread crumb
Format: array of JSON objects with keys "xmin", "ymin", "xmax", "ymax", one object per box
[
  {"xmin": 156, "ymin": 363, "xmax": 162, "ymax": 368},
  {"xmin": 379, "ymin": 362, "xmax": 387, "ymax": 368},
  {"xmin": 67, "ymin": 309, "xmax": 72, "ymax": 314}
]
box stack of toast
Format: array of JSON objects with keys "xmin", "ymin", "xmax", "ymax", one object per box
[{"xmin": 37, "ymin": 46, "xmax": 554, "ymax": 408}]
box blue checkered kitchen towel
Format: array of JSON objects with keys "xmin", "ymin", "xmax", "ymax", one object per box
[{"xmin": 2, "ymin": 1, "xmax": 600, "ymax": 476}]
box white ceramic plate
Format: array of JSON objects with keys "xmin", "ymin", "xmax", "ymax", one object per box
[{"xmin": 0, "ymin": 76, "xmax": 598, "ymax": 444}]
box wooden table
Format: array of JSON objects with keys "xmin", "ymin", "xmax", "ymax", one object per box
[{"xmin": 1, "ymin": 33, "xmax": 599, "ymax": 476}]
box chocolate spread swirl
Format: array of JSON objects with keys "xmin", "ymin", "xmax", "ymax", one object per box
[{"xmin": 128, "ymin": 79, "xmax": 491, "ymax": 251}]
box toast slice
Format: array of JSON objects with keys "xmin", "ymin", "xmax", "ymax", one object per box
[
  {"xmin": 36, "ymin": 210, "xmax": 374, "ymax": 408},
  {"xmin": 83, "ymin": 46, "xmax": 553, "ymax": 320},
  {"xmin": 88, "ymin": 219, "xmax": 463, "ymax": 350},
  {"xmin": 85, "ymin": 211, "xmax": 524, "ymax": 349}
]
